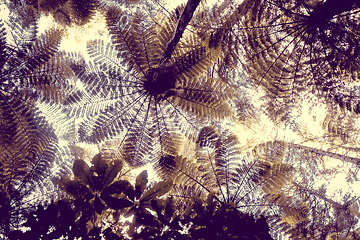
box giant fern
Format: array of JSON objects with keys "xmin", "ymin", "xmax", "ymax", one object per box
[
  {"xmin": 64, "ymin": 4, "xmax": 237, "ymax": 167},
  {"xmin": 239, "ymin": 0, "xmax": 360, "ymax": 117}
]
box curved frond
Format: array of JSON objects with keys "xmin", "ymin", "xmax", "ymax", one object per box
[
  {"xmin": 106, "ymin": 7, "xmax": 159, "ymax": 74},
  {"xmin": 252, "ymin": 140, "xmax": 288, "ymax": 163},
  {"xmin": 265, "ymin": 193, "xmax": 309, "ymax": 226},
  {"xmin": 170, "ymin": 75, "xmax": 236, "ymax": 119},
  {"xmin": 253, "ymin": 161, "xmax": 294, "ymax": 195},
  {"xmin": 196, "ymin": 125, "xmax": 219, "ymax": 148},
  {"xmin": 26, "ymin": 27, "xmax": 64, "ymax": 70}
]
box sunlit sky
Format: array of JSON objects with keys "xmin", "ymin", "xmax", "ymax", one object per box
[{"xmin": 2, "ymin": 0, "xmax": 360, "ymax": 236}]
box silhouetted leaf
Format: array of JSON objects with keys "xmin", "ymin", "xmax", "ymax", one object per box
[
  {"xmin": 102, "ymin": 180, "xmax": 135, "ymax": 201},
  {"xmin": 94, "ymin": 196, "xmax": 103, "ymax": 214},
  {"xmin": 136, "ymin": 210, "xmax": 159, "ymax": 227},
  {"xmin": 58, "ymin": 177, "xmax": 93, "ymax": 199},
  {"xmin": 101, "ymin": 196, "xmax": 133, "ymax": 210},
  {"xmin": 102, "ymin": 160, "xmax": 123, "ymax": 190},
  {"xmin": 91, "ymin": 154, "xmax": 108, "ymax": 191},
  {"xmin": 88, "ymin": 226, "xmax": 101, "ymax": 238},
  {"xmin": 135, "ymin": 170, "xmax": 148, "ymax": 199},
  {"xmin": 140, "ymin": 180, "xmax": 173, "ymax": 202},
  {"xmin": 73, "ymin": 160, "xmax": 92, "ymax": 186},
  {"xmin": 103, "ymin": 227, "xmax": 123, "ymax": 240},
  {"xmin": 91, "ymin": 153, "xmax": 108, "ymax": 175}
]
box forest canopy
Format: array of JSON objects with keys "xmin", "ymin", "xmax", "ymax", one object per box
[{"xmin": 1, "ymin": 0, "xmax": 360, "ymax": 239}]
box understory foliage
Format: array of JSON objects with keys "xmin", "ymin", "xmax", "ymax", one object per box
[{"xmin": 1, "ymin": 0, "xmax": 360, "ymax": 239}]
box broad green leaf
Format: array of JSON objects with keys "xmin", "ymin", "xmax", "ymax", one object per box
[
  {"xmin": 101, "ymin": 195, "xmax": 133, "ymax": 210},
  {"xmin": 91, "ymin": 154, "xmax": 107, "ymax": 176},
  {"xmin": 73, "ymin": 160, "xmax": 92, "ymax": 187},
  {"xmin": 164, "ymin": 197, "xmax": 175, "ymax": 220},
  {"xmin": 102, "ymin": 160, "xmax": 123, "ymax": 191},
  {"xmin": 94, "ymin": 196, "xmax": 103, "ymax": 215},
  {"xmin": 91, "ymin": 154, "xmax": 108, "ymax": 191},
  {"xmin": 124, "ymin": 206, "xmax": 136, "ymax": 218},
  {"xmin": 135, "ymin": 170, "xmax": 148, "ymax": 200},
  {"xmin": 57, "ymin": 177, "xmax": 92, "ymax": 199},
  {"xmin": 102, "ymin": 180, "xmax": 135, "ymax": 201},
  {"xmin": 140, "ymin": 180, "xmax": 173, "ymax": 202}
]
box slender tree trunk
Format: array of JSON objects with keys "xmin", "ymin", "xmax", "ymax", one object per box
[
  {"xmin": 292, "ymin": 182, "xmax": 340, "ymax": 207},
  {"xmin": 288, "ymin": 142, "xmax": 360, "ymax": 165},
  {"xmin": 159, "ymin": 0, "xmax": 201, "ymax": 66},
  {"xmin": 293, "ymin": 182, "xmax": 360, "ymax": 218}
]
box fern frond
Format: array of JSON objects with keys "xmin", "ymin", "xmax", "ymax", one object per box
[
  {"xmin": 170, "ymin": 75, "xmax": 236, "ymax": 119},
  {"xmin": 27, "ymin": 27, "xmax": 64, "ymax": 70},
  {"xmin": 214, "ymin": 131, "xmax": 241, "ymax": 180},
  {"xmin": 322, "ymin": 113, "xmax": 352, "ymax": 143},
  {"xmin": 69, "ymin": 0, "xmax": 99, "ymax": 25},
  {"xmin": 0, "ymin": 133, "xmax": 70, "ymax": 237},
  {"xmin": 39, "ymin": 0, "xmax": 68, "ymax": 13},
  {"xmin": 117, "ymin": 118, "xmax": 156, "ymax": 167},
  {"xmin": 106, "ymin": 7, "xmax": 158, "ymax": 74},
  {"xmin": 196, "ymin": 125, "xmax": 219, "ymax": 148},
  {"xmin": 155, "ymin": 16, "xmax": 177, "ymax": 55},
  {"xmin": 154, "ymin": 155, "xmax": 210, "ymax": 212},
  {"xmin": 7, "ymin": 5, "xmax": 38, "ymax": 50},
  {"xmin": 241, "ymin": 0, "xmax": 360, "ymax": 113},
  {"xmin": 174, "ymin": 45, "xmax": 216, "ymax": 84},
  {"xmin": 254, "ymin": 162, "xmax": 294, "ymax": 194},
  {"xmin": 265, "ymin": 193, "xmax": 309, "ymax": 226},
  {"xmin": 87, "ymin": 39, "xmax": 123, "ymax": 73},
  {"xmin": 160, "ymin": 132, "xmax": 183, "ymax": 157},
  {"xmin": 252, "ymin": 140, "xmax": 288, "ymax": 163}
]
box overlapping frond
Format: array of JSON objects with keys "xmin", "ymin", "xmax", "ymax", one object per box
[
  {"xmin": 0, "ymin": 104, "xmax": 70, "ymax": 235},
  {"xmin": 241, "ymin": 0, "xmax": 360, "ymax": 113},
  {"xmin": 7, "ymin": 5, "xmax": 38, "ymax": 48},
  {"xmin": 265, "ymin": 193, "xmax": 309, "ymax": 226},
  {"xmin": 69, "ymin": 0, "xmax": 99, "ymax": 25},
  {"xmin": 214, "ymin": 131, "xmax": 241, "ymax": 189},
  {"xmin": 106, "ymin": 7, "xmax": 159, "ymax": 74},
  {"xmin": 154, "ymin": 154, "xmax": 210, "ymax": 212},
  {"xmin": 39, "ymin": 0, "xmax": 68, "ymax": 13},
  {"xmin": 26, "ymin": 27, "xmax": 64, "ymax": 70},
  {"xmin": 252, "ymin": 140, "xmax": 288, "ymax": 163},
  {"xmin": 196, "ymin": 125, "xmax": 219, "ymax": 148},
  {"xmin": 195, "ymin": 0, "xmax": 252, "ymax": 80},
  {"xmin": 170, "ymin": 74, "xmax": 236, "ymax": 119},
  {"xmin": 117, "ymin": 117, "xmax": 156, "ymax": 167},
  {"xmin": 175, "ymin": 43, "xmax": 217, "ymax": 84},
  {"xmin": 253, "ymin": 161, "xmax": 294, "ymax": 195},
  {"xmin": 63, "ymin": 3, "xmax": 236, "ymax": 168},
  {"xmin": 38, "ymin": 0, "xmax": 99, "ymax": 26}
]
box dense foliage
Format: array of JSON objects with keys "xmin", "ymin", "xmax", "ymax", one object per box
[{"xmin": 1, "ymin": 0, "xmax": 360, "ymax": 239}]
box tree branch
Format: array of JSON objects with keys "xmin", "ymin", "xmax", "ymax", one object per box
[{"xmin": 289, "ymin": 142, "xmax": 360, "ymax": 165}]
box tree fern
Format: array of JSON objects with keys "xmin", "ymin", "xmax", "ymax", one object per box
[
  {"xmin": 155, "ymin": 129, "xmax": 360, "ymax": 239},
  {"xmin": 64, "ymin": 4, "xmax": 236, "ymax": 167},
  {"xmin": 241, "ymin": 0, "xmax": 360, "ymax": 115},
  {"xmin": 0, "ymin": 8, "xmax": 75, "ymax": 236}
]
